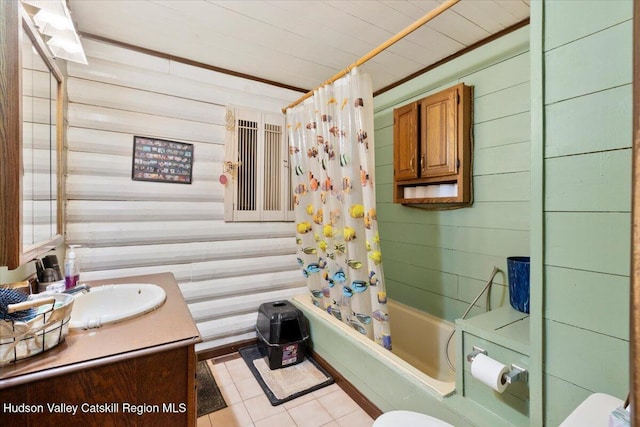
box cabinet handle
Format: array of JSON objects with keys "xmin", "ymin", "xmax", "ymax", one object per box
[
  {"xmin": 421, "ymin": 155, "xmax": 424, "ymax": 171},
  {"xmin": 410, "ymin": 157, "xmax": 414, "ymax": 171}
]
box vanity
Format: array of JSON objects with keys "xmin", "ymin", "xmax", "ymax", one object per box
[{"xmin": 0, "ymin": 272, "xmax": 201, "ymax": 426}]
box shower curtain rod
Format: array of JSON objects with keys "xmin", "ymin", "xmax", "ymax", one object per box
[{"xmin": 281, "ymin": 0, "xmax": 460, "ymax": 113}]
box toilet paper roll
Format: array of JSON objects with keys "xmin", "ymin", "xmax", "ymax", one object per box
[
  {"xmin": 404, "ymin": 187, "xmax": 416, "ymax": 198},
  {"xmin": 470, "ymin": 353, "xmax": 510, "ymax": 393}
]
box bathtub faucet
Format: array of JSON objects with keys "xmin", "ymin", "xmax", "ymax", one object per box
[
  {"xmin": 446, "ymin": 266, "xmax": 500, "ymax": 371},
  {"xmin": 63, "ymin": 284, "xmax": 91, "ymax": 295}
]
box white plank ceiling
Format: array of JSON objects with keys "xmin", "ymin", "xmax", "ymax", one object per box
[{"xmin": 68, "ymin": 0, "xmax": 530, "ymax": 95}]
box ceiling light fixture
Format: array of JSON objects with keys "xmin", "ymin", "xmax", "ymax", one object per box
[{"xmin": 21, "ymin": 0, "xmax": 88, "ymax": 65}]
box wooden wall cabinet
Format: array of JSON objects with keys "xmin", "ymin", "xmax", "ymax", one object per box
[{"xmin": 393, "ymin": 83, "xmax": 472, "ymax": 207}]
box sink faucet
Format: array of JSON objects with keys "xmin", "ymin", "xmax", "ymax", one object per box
[{"xmin": 63, "ymin": 284, "xmax": 91, "ymax": 295}]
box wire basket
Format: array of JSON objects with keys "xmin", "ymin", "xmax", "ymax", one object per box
[{"xmin": 0, "ymin": 282, "xmax": 74, "ymax": 366}]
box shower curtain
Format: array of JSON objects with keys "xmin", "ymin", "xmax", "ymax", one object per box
[{"xmin": 286, "ymin": 68, "xmax": 391, "ymax": 350}]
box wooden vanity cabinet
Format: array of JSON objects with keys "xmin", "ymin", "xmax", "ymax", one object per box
[
  {"xmin": 393, "ymin": 83, "xmax": 472, "ymax": 207},
  {"xmin": 1, "ymin": 345, "xmax": 197, "ymax": 427}
]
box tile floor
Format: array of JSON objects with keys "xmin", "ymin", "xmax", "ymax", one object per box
[{"xmin": 197, "ymin": 354, "xmax": 374, "ymax": 427}]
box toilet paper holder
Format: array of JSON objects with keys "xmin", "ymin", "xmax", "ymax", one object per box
[
  {"xmin": 466, "ymin": 346, "xmax": 529, "ymax": 385},
  {"xmin": 466, "ymin": 345, "xmax": 488, "ymax": 363},
  {"xmin": 504, "ymin": 364, "xmax": 528, "ymax": 385}
]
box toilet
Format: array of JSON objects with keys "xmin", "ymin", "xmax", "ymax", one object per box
[
  {"xmin": 374, "ymin": 392, "xmax": 625, "ymax": 427},
  {"xmin": 374, "ymin": 410, "xmax": 454, "ymax": 427},
  {"xmin": 559, "ymin": 393, "xmax": 625, "ymax": 426}
]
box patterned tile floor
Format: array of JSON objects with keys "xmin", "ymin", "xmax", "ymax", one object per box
[{"xmin": 197, "ymin": 353, "xmax": 375, "ymax": 427}]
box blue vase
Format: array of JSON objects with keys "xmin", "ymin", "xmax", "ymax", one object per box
[{"xmin": 507, "ymin": 257, "xmax": 530, "ymax": 314}]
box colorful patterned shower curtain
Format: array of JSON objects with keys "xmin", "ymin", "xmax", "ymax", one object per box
[{"xmin": 286, "ymin": 68, "xmax": 391, "ymax": 350}]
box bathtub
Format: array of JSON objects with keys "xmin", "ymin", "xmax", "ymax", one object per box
[
  {"xmin": 387, "ymin": 299, "xmax": 456, "ymax": 385},
  {"xmin": 290, "ymin": 295, "xmax": 456, "ymax": 399}
]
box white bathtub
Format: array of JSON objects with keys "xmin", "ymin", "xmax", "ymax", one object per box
[{"xmin": 291, "ymin": 295, "xmax": 456, "ymax": 398}]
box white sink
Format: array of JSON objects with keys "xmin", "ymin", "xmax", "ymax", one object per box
[{"xmin": 69, "ymin": 283, "xmax": 166, "ymax": 330}]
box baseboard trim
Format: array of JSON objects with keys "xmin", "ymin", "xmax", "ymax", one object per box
[{"xmin": 197, "ymin": 338, "xmax": 258, "ymax": 362}]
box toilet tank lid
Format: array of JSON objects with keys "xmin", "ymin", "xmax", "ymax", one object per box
[{"xmin": 559, "ymin": 393, "xmax": 624, "ymax": 427}]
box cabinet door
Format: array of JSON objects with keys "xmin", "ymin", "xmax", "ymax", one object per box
[
  {"xmin": 393, "ymin": 102, "xmax": 418, "ymax": 181},
  {"xmin": 420, "ymin": 87, "xmax": 458, "ymax": 178}
]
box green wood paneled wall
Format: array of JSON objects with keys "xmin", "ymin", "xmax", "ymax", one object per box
[
  {"xmin": 372, "ymin": 27, "xmax": 533, "ymax": 425},
  {"xmin": 374, "ymin": 31, "xmax": 531, "ymax": 324},
  {"xmin": 373, "ymin": 3, "xmax": 634, "ymax": 422},
  {"xmin": 541, "ymin": 0, "xmax": 633, "ymax": 425},
  {"xmin": 372, "ymin": 4, "xmax": 634, "ymax": 421}
]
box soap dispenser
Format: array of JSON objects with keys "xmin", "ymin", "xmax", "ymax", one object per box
[{"xmin": 64, "ymin": 245, "xmax": 81, "ymax": 289}]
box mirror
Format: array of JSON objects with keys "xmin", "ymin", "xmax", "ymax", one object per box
[
  {"xmin": 0, "ymin": 4, "xmax": 63, "ymax": 270},
  {"xmin": 21, "ymin": 19, "xmax": 60, "ymax": 250},
  {"xmin": 20, "ymin": 9, "xmax": 63, "ymax": 266}
]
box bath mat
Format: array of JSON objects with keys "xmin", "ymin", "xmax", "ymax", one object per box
[
  {"xmin": 239, "ymin": 344, "xmax": 333, "ymax": 406},
  {"xmin": 196, "ymin": 360, "xmax": 227, "ymax": 417}
]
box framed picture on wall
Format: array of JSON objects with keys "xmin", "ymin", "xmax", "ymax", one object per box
[{"xmin": 131, "ymin": 136, "xmax": 193, "ymax": 184}]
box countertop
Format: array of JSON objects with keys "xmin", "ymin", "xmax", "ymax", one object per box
[
  {"xmin": 456, "ymin": 305, "xmax": 530, "ymax": 355},
  {"xmin": 0, "ymin": 272, "xmax": 201, "ymax": 389}
]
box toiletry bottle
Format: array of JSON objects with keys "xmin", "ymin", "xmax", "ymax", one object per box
[
  {"xmin": 34, "ymin": 259, "xmax": 45, "ymax": 282},
  {"xmin": 64, "ymin": 245, "xmax": 81, "ymax": 289}
]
